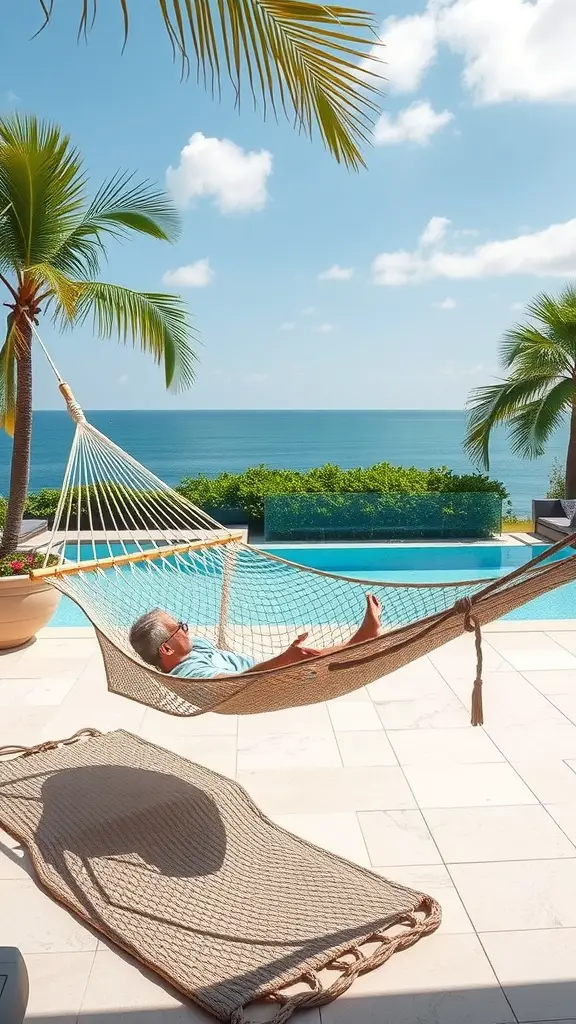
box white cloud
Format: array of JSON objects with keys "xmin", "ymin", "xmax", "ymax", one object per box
[
  {"xmin": 434, "ymin": 297, "xmax": 457, "ymax": 309},
  {"xmin": 420, "ymin": 216, "xmax": 451, "ymax": 247},
  {"xmin": 162, "ymin": 258, "xmax": 213, "ymax": 288},
  {"xmin": 279, "ymin": 321, "xmax": 296, "ymax": 331},
  {"xmin": 317, "ymin": 323, "xmax": 334, "ymax": 333},
  {"xmin": 374, "ymin": 100, "xmax": 453, "ymax": 146},
  {"xmin": 372, "ymin": 216, "xmax": 576, "ymax": 286},
  {"xmin": 367, "ymin": 1, "xmax": 576, "ymax": 106},
  {"xmin": 166, "ymin": 132, "xmax": 272, "ymax": 213},
  {"xmin": 318, "ymin": 264, "xmax": 354, "ymax": 281}
]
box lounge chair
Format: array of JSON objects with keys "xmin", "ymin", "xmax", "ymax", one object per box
[{"xmin": 533, "ymin": 499, "xmax": 576, "ymax": 542}]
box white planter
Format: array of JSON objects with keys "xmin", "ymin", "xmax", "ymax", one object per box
[{"xmin": 0, "ymin": 574, "xmax": 61, "ymax": 649}]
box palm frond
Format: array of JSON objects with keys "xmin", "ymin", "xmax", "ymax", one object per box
[
  {"xmin": 84, "ymin": 172, "xmax": 181, "ymax": 242},
  {"xmin": 464, "ymin": 376, "xmax": 556, "ymax": 469},
  {"xmin": 0, "ymin": 315, "xmax": 21, "ymax": 435},
  {"xmin": 33, "ymin": 1, "xmax": 382, "ymax": 170},
  {"xmin": 507, "ymin": 378, "xmax": 575, "ymax": 460},
  {"xmin": 27, "ymin": 263, "xmax": 84, "ymax": 320},
  {"xmin": 73, "ymin": 281, "xmax": 198, "ymax": 391}
]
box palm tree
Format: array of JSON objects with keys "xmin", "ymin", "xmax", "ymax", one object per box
[
  {"xmin": 0, "ymin": 114, "xmax": 196, "ymax": 556},
  {"xmin": 464, "ymin": 286, "xmax": 576, "ymax": 498},
  {"xmin": 31, "ymin": 1, "xmax": 380, "ymax": 171}
]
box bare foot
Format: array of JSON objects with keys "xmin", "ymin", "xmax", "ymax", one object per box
[{"xmin": 353, "ymin": 594, "xmax": 383, "ymax": 643}]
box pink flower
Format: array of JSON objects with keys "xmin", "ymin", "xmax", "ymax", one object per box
[
  {"xmin": 10, "ymin": 560, "xmax": 24, "ymax": 572},
  {"xmin": 27, "ymin": 553, "xmax": 35, "ymax": 563}
]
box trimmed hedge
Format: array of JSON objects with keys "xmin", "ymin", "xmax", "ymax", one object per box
[{"xmin": 0, "ymin": 463, "xmax": 508, "ymax": 530}]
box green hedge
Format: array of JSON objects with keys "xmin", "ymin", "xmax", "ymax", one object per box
[
  {"xmin": 0, "ymin": 463, "xmax": 508, "ymax": 529},
  {"xmin": 265, "ymin": 492, "xmax": 503, "ymax": 541}
]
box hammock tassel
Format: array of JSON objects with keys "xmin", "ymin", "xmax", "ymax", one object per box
[{"xmin": 456, "ymin": 598, "xmax": 484, "ymax": 727}]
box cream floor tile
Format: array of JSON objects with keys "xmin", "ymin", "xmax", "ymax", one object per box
[
  {"xmin": 521, "ymin": 670, "xmax": 576, "ymax": 695},
  {"xmin": 24, "ymin": 951, "xmax": 95, "ymax": 1023},
  {"xmin": 327, "ymin": 701, "xmax": 382, "ymax": 732},
  {"xmin": 484, "ymin": 634, "xmax": 576, "ymax": 671},
  {"xmin": 21, "ymin": 638, "xmax": 98, "ymax": 661},
  {"xmin": 547, "ymin": 694, "xmax": 576, "ymax": 725},
  {"xmin": 429, "ymin": 637, "xmax": 512, "ymax": 678},
  {"xmin": 139, "ymin": 732, "xmax": 237, "ymax": 776},
  {"xmin": 423, "ymin": 805, "xmax": 576, "ymax": 863},
  {"xmin": 237, "ymin": 703, "xmax": 333, "ymax": 741},
  {"xmin": 43, "ymin": 695, "xmax": 145, "ymax": 738},
  {"xmin": 546, "ymin": 631, "xmax": 576, "ymax": 656},
  {"xmin": 511, "ymin": 759, "xmax": 576, "ymax": 804},
  {"xmin": 403, "ymin": 762, "xmax": 537, "ymax": 809},
  {"xmin": 237, "ymin": 767, "xmax": 416, "ymax": 815},
  {"xmin": 481, "ymin": 928, "xmax": 576, "ymax": 1022},
  {"xmin": 387, "ymin": 727, "xmax": 504, "ymax": 766},
  {"xmin": 488, "ymin": 632, "xmax": 573, "ymax": 654},
  {"xmin": 0, "ymin": 675, "xmax": 78, "ymax": 707},
  {"xmin": 273, "ymin": 811, "xmax": 370, "ymax": 866},
  {"xmin": 358, "ymin": 810, "xmax": 441, "ymax": 866},
  {"xmin": 328, "ymin": 687, "xmax": 371, "ymax": 703},
  {"xmin": 0, "ymin": 647, "xmax": 25, "ymax": 672},
  {"xmin": 335, "ymin": 731, "xmax": 398, "ymax": 767},
  {"xmin": 485, "ymin": 724, "xmax": 576, "ymax": 761},
  {"xmin": 79, "ymin": 948, "xmax": 208, "ymax": 1021},
  {"xmin": 448, "ymin": 674, "xmax": 566, "ymax": 729},
  {"xmin": 366, "ymin": 659, "xmax": 450, "ymax": 701},
  {"xmin": 371, "ymin": 864, "xmax": 473, "ymax": 933},
  {"xmin": 140, "ymin": 708, "xmax": 238, "ymax": 737},
  {"xmin": 237, "ymin": 731, "xmax": 342, "ymax": 771},
  {"xmin": 0, "ymin": 707, "xmax": 51, "ymax": 746},
  {"xmin": 0, "ymin": 827, "xmax": 32, "ymax": 881},
  {"xmin": 375, "ymin": 695, "xmax": 470, "ymax": 730},
  {"xmin": 320, "ymin": 933, "xmax": 514, "ymax": 1024},
  {"xmin": 0, "ymin": 879, "xmax": 98, "ymax": 953},
  {"xmin": 450, "ymin": 859, "xmax": 576, "ymax": 931},
  {"xmin": 544, "ymin": 803, "xmax": 576, "ymax": 845},
  {"xmin": 0, "ymin": 657, "xmax": 90, "ymax": 681}
]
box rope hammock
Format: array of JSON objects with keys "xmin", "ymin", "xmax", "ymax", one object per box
[{"xmin": 27, "ymin": 327, "xmax": 576, "ymax": 727}]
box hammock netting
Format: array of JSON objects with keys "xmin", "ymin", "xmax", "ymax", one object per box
[{"xmin": 31, "ymin": 381, "xmax": 576, "ymax": 722}]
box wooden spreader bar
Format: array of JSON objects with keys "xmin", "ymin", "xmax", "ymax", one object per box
[{"xmin": 30, "ymin": 533, "xmax": 243, "ymax": 580}]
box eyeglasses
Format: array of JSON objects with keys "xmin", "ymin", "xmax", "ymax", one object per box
[{"xmin": 160, "ymin": 621, "xmax": 188, "ymax": 653}]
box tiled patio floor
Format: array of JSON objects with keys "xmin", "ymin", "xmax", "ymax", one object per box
[{"xmin": 2, "ymin": 621, "xmax": 576, "ymax": 1023}]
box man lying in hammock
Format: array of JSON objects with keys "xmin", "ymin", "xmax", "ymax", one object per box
[{"xmin": 129, "ymin": 595, "xmax": 383, "ymax": 679}]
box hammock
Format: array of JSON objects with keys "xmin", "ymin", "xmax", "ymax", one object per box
[{"xmin": 29, "ymin": 375, "xmax": 576, "ymax": 727}]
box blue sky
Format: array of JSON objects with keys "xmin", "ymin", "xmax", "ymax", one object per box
[{"xmin": 2, "ymin": 0, "xmax": 576, "ymax": 410}]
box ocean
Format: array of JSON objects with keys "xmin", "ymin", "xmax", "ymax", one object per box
[{"xmin": 0, "ymin": 409, "xmax": 567, "ymax": 516}]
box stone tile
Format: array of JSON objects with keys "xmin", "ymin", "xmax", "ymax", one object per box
[
  {"xmin": 388, "ymin": 727, "xmax": 504, "ymax": 766},
  {"xmin": 320, "ymin": 933, "xmax": 514, "ymax": 1024},
  {"xmin": 22, "ymin": 637, "xmax": 98, "ymax": 661},
  {"xmin": 237, "ymin": 703, "xmax": 333, "ymax": 741},
  {"xmin": 547, "ymin": 694, "xmax": 576, "ymax": 725},
  {"xmin": 328, "ymin": 687, "xmax": 371, "ymax": 703},
  {"xmin": 370, "ymin": 864, "xmax": 473, "ymax": 933},
  {"xmin": 545, "ymin": 803, "xmax": 576, "ymax": 845},
  {"xmin": 336, "ymin": 731, "xmax": 398, "ymax": 767},
  {"xmin": 139, "ymin": 731, "xmax": 237, "ymax": 776},
  {"xmin": 367, "ymin": 658, "xmax": 450, "ymax": 701},
  {"xmin": 237, "ymin": 767, "xmax": 416, "ymax": 815},
  {"xmin": 140, "ymin": 708, "xmax": 238, "ymax": 737},
  {"xmin": 448, "ymin": 673, "xmax": 566, "ymax": 729},
  {"xmin": 0, "ymin": 657, "xmax": 88, "ymax": 681},
  {"xmin": 403, "ymin": 762, "xmax": 537, "ymax": 809},
  {"xmin": 485, "ymin": 724, "xmax": 576, "ymax": 761},
  {"xmin": 236, "ymin": 731, "xmax": 342, "ymax": 771},
  {"xmin": 511, "ymin": 759, "xmax": 576, "ymax": 803},
  {"xmin": 358, "ymin": 810, "xmax": 441, "ymax": 866},
  {"xmin": 0, "ymin": 879, "xmax": 98, "ymax": 953},
  {"xmin": 449, "ymin": 859, "xmax": 576, "ymax": 931},
  {"xmin": 0, "ymin": 827, "xmax": 32, "ymax": 880},
  {"xmin": 521, "ymin": 670, "xmax": 576, "ymax": 695},
  {"xmin": 24, "ymin": 951, "xmax": 95, "ymax": 1023},
  {"xmin": 481, "ymin": 928, "xmax": 576, "ymax": 1022},
  {"xmin": 79, "ymin": 948, "xmax": 208, "ymax": 1021},
  {"xmin": 0, "ymin": 675, "xmax": 78, "ymax": 707},
  {"xmin": 429, "ymin": 636, "xmax": 512, "ymax": 678},
  {"xmin": 43, "ymin": 693, "xmax": 146, "ymax": 738},
  {"xmin": 546, "ymin": 631, "xmax": 576, "ymax": 656},
  {"xmin": 328, "ymin": 700, "xmax": 383, "ymax": 732},
  {"xmin": 273, "ymin": 812, "xmax": 370, "ymax": 866},
  {"xmin": 0, "ymin": 707, "xmax": 51, "ymax": 746},
  {"xmin": 423, "ymin": 805, "xmax": 576, "ymax": 863},
  {"xmin": 484, "ymin": 632, "xmax": 576, "ymax": 672},
  {"xmin": 375, "ymin": 695, "xmax": 470, "ymax": 730}
]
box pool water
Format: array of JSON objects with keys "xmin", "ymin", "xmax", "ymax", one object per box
[{"xmin": 49, "ymin": 541, "xmax": 575, "ymax": 627}]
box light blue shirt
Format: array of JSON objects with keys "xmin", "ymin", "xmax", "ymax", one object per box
[{"xmin": 170, "ymin": 637, "xmax": 256, "ymax": 679}]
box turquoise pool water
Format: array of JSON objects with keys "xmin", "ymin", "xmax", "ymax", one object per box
[{"xmin": 48, "ymin": 541, "xmax": 575, "ymax": 627}]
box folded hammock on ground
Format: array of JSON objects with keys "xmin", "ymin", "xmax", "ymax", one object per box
[{"xmin": 31, "ymin": 381, "xmax": 576, "ymax": 726}]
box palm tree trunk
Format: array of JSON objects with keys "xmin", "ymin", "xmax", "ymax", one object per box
[
  {"xmin": 566, "ymin": 398, "xmax": 576, "ymax": 498},
  {"xmin": 0, "ymin": 327, "xmax": 33, "ymax": 557}
]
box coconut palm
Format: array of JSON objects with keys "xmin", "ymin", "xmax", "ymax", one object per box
[
  {"xmin": 464, "ymin": 286, "xmax": 576, "ymax": 497},
  {"xmin": 0, "ymin": 113, "xmax": 196, "ymax": 556},
  {"xmin": 32, "ymin": 0, "xmax": 380, "ymax": 171}
]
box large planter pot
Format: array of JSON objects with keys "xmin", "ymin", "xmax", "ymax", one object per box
[{"xmin": 0, "ymin": 575, "xmax": 61, "ymax": 650}]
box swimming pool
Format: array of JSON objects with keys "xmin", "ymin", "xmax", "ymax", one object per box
[{"xmin": 47, "ymin": 540, "xmax": 575, "ymax": 627}]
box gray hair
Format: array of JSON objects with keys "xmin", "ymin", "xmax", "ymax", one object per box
[{"xmin": 129, "ymin": 608, "xmax": 171, "ymax": 668}]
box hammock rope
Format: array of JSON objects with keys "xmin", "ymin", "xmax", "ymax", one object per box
[{"xmin": 25, "ymin": 320, "xmax": 576, "ymax": 725}]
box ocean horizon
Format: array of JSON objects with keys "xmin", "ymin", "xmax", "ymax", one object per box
[{"xmin": 0, "ymin": 409, "xmax": 567, "ymax": 516}]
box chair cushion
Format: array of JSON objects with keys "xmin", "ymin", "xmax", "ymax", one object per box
[
  {"xmin": 560, "ymin": 500, "xmax": 576, "ymax": 525},
  {"xmin": 538, "ymin": 516, "xmax": 572, "ymax": 534}
]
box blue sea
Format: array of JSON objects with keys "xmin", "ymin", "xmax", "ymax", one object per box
[{"xmin": 0, "ymin": 409, "xmax": 567, "ymax": 516}]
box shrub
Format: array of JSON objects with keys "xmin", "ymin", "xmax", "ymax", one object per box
[
  {"xmin": 0, "ymin": 551, "xmax": 58, "ymax": 577},
  {"xmin": 547, "ymin": 458, "xmax": 565, "ymax": 499}
]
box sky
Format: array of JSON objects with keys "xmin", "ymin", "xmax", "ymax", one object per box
[{"xmin": 2, "ymin": 0, "xmax": 576, "ymax": 411}]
